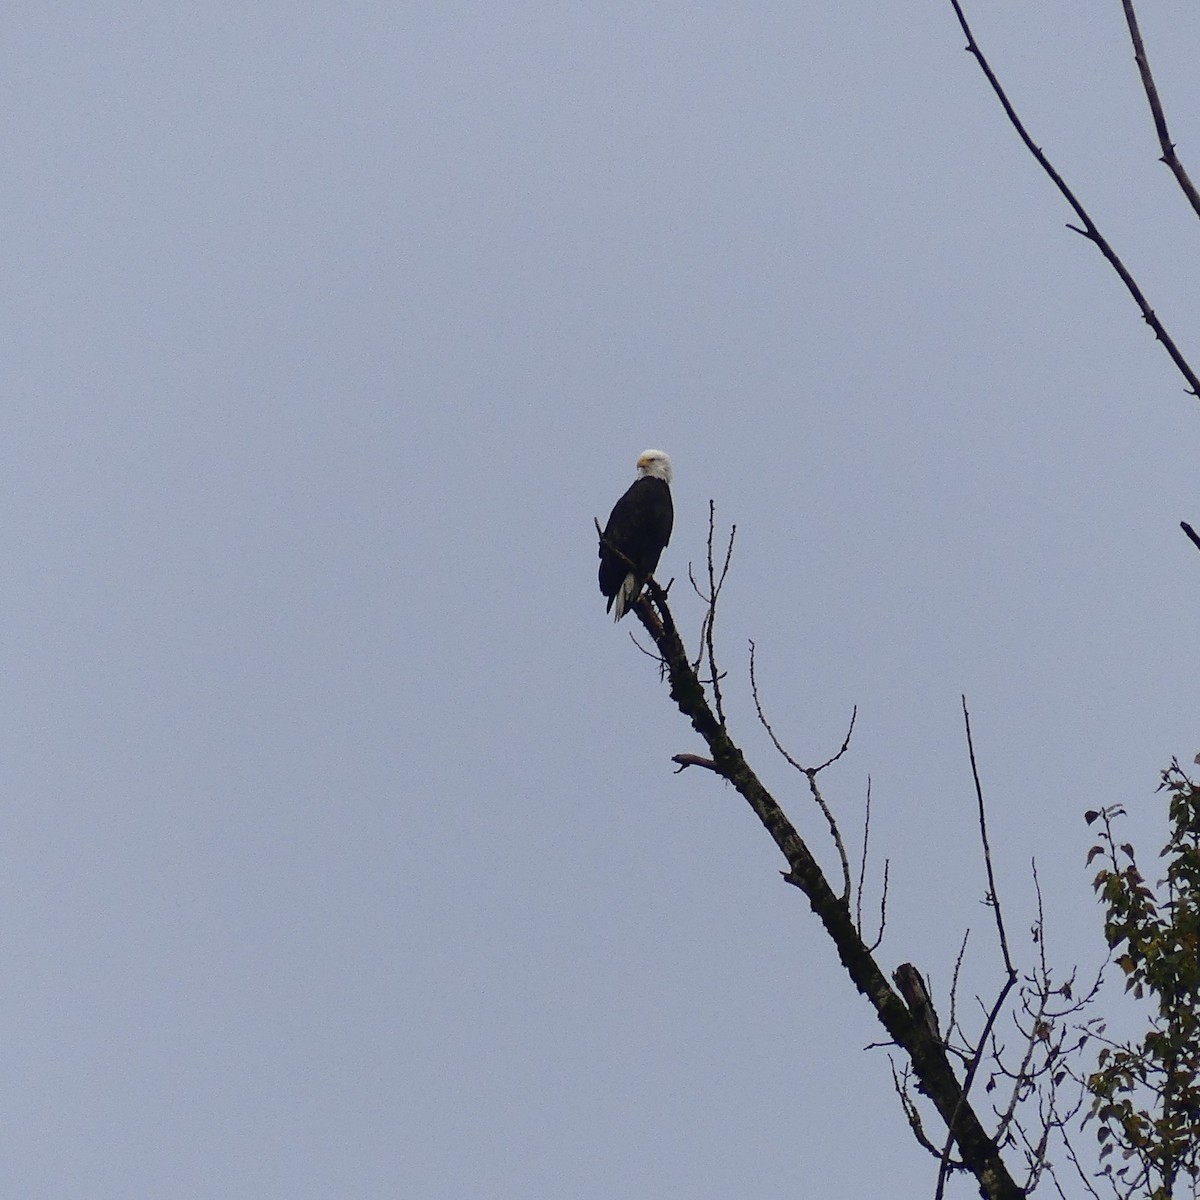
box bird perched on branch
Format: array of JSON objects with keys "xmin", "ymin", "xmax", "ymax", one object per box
[{"xmin": 598, "ymin": 449, "xmax": 673, "ymax": 621}]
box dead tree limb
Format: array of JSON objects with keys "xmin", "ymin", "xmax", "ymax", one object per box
[{"xmin": 630, "ymin": 579, "xmax": 1026, "ymax": 1200}]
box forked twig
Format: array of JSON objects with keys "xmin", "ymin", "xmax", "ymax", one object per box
[
  {"xmin": 748, "ymin": 641, "xmax": 854, "ymax": 901},
  {"xmin": 855, "ymin": 777, "xmax": 891, "ymax": 949},
  {"xmin": 688, "ymin": 501, "xmax": 736, "ymax": 726},
  {"xmin": 707, "ymin": 505, "xmax": 736, "ymax": 701}
]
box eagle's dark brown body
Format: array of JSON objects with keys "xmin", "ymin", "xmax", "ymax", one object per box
[{"xmin": 598, "ymin": 472, "xmax": 673, "ymax": 620}]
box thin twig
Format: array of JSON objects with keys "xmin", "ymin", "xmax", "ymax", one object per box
[
  {"xmin": 687, "ymin": 505, "xmax": 735, "ymax": 724},
  {"xmin": 936, "ymin": 971, "xmax": 1019, "ymax": 1200},
  {"xmin": 948, "ymin": 928, "xmax": 972, "ymax": 1050},
  {"xmin": 815, "ymin": 706, "xmax": 858, "ymax": 773},
  {"xmin": 948, "ymin": 0, "xmax": 1200, "ymax": 397},
  {"xmin": 935, "ymin": 700, "xmax": 1020, "ymax": 1200},
  {"xmin": 1030, "ymin": 860, "xmax": 1046, "ymax": 976},
  {"xmin": 1120, "ymin": 0, "xmax": 1200, "ymax": 221},
  {"xmin": 868, "ymin": 859, "xmax": 890, "ymax": 954},
  {"xmin": 706, "ymin": 505, "xmax": 734, "ymax": 726},
  {"xmin": 1181, "ymin": 521, "xmax": 1200, "ymax": 554},
  {"xmin": 594, "ymin": 517, "xmax": 637, "ymax": 573},
  {"xmin": 749, "ymin": 641, "xmax": 854, "ymax": 901},
  {"xmin": 856, "ymin": 776, "xmax": 872, "ymax": 935},
  {"xmin": 1061, "ymin": 1127, "xmax": 1106, "ymax": 1200},
  {"xmin": 993, "ymin": 985, "xmax": 1050, "ymax": 1149},
  {"xmin": 890, "ymin": 1059, "xmax": 952, "ymax": 1161},
  {"xmin": 963, "ymin": 696, "xmax": 1015, "ymax": 975},
  {"xmin": 628, "ymin": 629, "xmax": 667, "ymax": 665}
]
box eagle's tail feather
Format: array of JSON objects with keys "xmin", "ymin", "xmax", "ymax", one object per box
[{"xmin": 613, "ymin": 572, "xmax": 639, "ymax": 621}]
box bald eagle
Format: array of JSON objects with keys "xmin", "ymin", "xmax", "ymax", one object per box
[{"xmin": 598, "ymin": 449, "xmax": 673, "ymax": 620}]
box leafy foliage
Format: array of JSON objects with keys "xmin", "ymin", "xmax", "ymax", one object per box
[{"xmin": 1086, "ymin": 763, "xmax": 1200, "ymax": 1199}]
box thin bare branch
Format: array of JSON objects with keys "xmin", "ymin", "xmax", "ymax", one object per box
[
  {"xmin": 705, "ymin": 506, "xmax": 733, "ymax": 726},
  {"xmin": 936, "ymin": 970, "xmax": 1019, "ymax": 1200},
  {"xmin": 890, "ymin": 1058, "xmax": 953, "ymax": 1161},
  {"xmin": 857, "ymin": 776, "xmax": 872, "ymax": 935},
  {"xmin": 803, "ymin": 778, "xmax": 851, "ymax": 902},
  {"xmin": 1120, "ymin": 0, "xmax": 1200, "ymax": 221},
  {"xmin": 1031, "ymin": 859, "xmax": 1047, "ymax": 978},
  {"xmin": 709, "ymin": 499, "xmax": 737, "ymax": 591},
  {"xmin": 1060, "ymin": 1125, "xmax": 1107, "ymax": 1200},
  {"xmin": 948, "ymin": 0, "xmax": 1200, "ymax": 397},
  {"xmin": 934, "ymin": 704, "xmax": 1022, "ymax": 1200},
  {"xmin": 687, "ymin": 502, "xmax": 735, "ymax": 725},
  {"xmin": 1182, "ymin": 521, "xmax": 1200, "ymax": 554},
  {"xmin": 993, "ymin": 983, "xmax": 1051, "ymax": 1149},
  {"xmin": 814, "ymin": 706, "xmax": 858, "ymax": 773},
  {"xmin": 749, "ymin": 641, "xmax": 853, "ymax": 901},
  {"xmin": 628, "ymin": 630, "xmax": 667, "ymax": 665},
  {"xmin": 949, "ymin": 929, "xmax": 972, "ymax": 1050},
  {"xmin": 867, "ymin": 858, "xmax": 890, "ymax": 954},
  {"xmin": 594, "ymin": 517, "xmax": 636, "ymax": 573},
  {"xmin": 963, "ymin": 696, "xmax": 1015, "ymax": 976}
]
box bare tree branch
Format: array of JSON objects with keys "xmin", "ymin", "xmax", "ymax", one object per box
[
  {"xmin": 855, "ymin": 775, "xmax": 891, "ymax": 952},
  {"xmin": 935, "ymin": 700, "xmax": 1022, "ymax": 1200},
  {"xmin": 688, "ymin": 502, "xmax": 735, "ymax": 726},
  {"xmin": 867, "ymin": 858, "xmax": 890, "ymax": 954},
  {"xmin": 936, "ymin": 957, "xmax": 1020, "ymax": 1196},
  {"xmin": 949, "ymin": 929, "xmax": 972, "ymax": 1052},
  {"xmin": 1060, "ymin": 1124, "xmax": 1107, "ymax": 1200},
  {"xmin": 749, "ymin": 641, "xmax": 854, "ymax": 902},
  {"xmin": 856, "ymin": 776, "xmax": 872, "ymax": 935},
  {"xmin": 890, "ymin": 1058, "xmax": 958, "ymax": 1163},
  {"xmin": 628, "ymin": 581, "xmax": 1025, "ymax": 1200},
  {"xmin": 963, "ymin": 696, "xmax": 1016, "ymax": 976},
  {"xmin": 948, "ymin": 0, "xmax": 1200, "ymax": 398},
  {"xmin": 1120, "ymin": 0, "xmax": 1200, "ymax": 221}
]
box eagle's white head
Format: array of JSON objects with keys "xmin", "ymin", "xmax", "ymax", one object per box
[{"xmin": 636, "ymin": 448, "xmax": 673, "ymax": 484}]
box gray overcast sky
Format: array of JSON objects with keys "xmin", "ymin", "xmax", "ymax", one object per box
[{"xmin": 6, "ymin": 3, "xmax": 1200, "ymax": 1197}]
